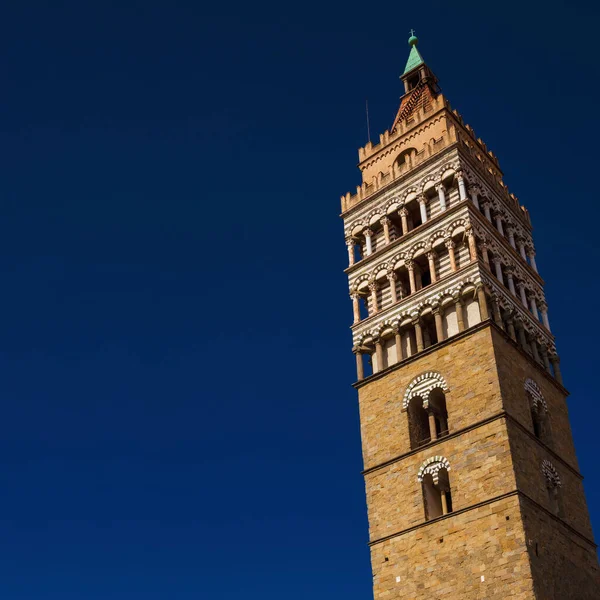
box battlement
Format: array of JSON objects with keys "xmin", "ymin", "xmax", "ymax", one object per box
[
  {"xmin": 342, "ymin": 129, "xmax": 454, "ymax": 212},
  {"xmin": 358, "ymin": 94, "xmax": 447, "ymax": 164},
  {"xmin": 342, "ymin": 95, "xmax": 531, "ymax": 225}
]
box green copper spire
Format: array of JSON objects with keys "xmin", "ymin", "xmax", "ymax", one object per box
[{"xmin": 403, "ymin": 30, "xmax": 424, "ymax": 75}]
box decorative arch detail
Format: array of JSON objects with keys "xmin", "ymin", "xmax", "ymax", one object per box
[
  {"xmin": 418, "ymin": 456, "xmax": 451, "ymax": 483},
  {"xmin": 541, "ymin": 460, "xmax": 561, "ymax": 488},
  {"xmin": 409, "ymin": 240, "xmax": 428, "ymax": 259},
  {"xmin": 346, "ymin": 219, "xmax": 367, "ymax": 237},
  {"xmin": 402, "ymin": 187, "xmax": 418, "ymax": 202},
  {"xmin": 438, "ymin": 162, "xmax": 459, "ymax": 178},
  {"xmin": 428, "ymin": 229, "xmax": 447, "ymax": 247},
  {"xmin": 446, "ymin": 218, "xmax": 467, "ymax": 237},
  {"xmin": 525, "ymin": 378, "xmax": 548, "ymax": 411},
  {"xmin": 403, "ymin": 372, "xmax": 449, "ymax": 409},
  {"xmin": 352, "ymin": 274, "xmax": 370, "ymax": 293}
]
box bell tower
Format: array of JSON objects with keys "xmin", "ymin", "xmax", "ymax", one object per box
[{"xmin": 341, "ymin": 33, "xmax": 599, "ymax": 599}]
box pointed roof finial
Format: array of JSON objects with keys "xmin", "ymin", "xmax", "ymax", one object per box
[{"xmin": 403, "ymin": 30, "xmax": 424, "ymax": 75}]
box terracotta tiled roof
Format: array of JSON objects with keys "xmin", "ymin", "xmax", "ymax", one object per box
[{"xmin": 391, "ymin": 83, "xmax": 437, "ymax": 133}]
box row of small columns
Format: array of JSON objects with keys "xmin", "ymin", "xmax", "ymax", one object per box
[
  {"xmin": 353, "ymin": 286, "xmax": 488, "ymax": 381},
  {"xmin": 350, "ymin": 232, "xmax": 477, "ymax": 324},
  {"xmin": 345, "ymin": 171, "xmax": 469, "ymax": 267},
  {"xmin": 354, "ymin": 288, "xmax": 562, "ymax": 386},
  {"xmin": 479, "ymin": 244, "xmax": 550, "ymax": 331},
  {"xmin": 478, "ymin": 199, "xmax": 538, "ymax": 274}
]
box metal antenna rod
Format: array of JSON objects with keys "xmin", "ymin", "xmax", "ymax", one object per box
[{"xmin": 366, "ymin": 99, "xmax": 371, "ymax": 143}]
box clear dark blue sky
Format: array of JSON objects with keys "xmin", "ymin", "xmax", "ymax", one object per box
[{"xmin": 0, "ymin": 1, "xmax": 598, "ymax": 598}]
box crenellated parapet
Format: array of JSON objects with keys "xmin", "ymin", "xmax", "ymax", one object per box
[{"xmin": 341, "ymin": 93, "xmax": 531, "ymax": 225}]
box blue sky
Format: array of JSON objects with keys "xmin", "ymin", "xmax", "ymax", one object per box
[{"xmin": 0, "ymin": 1, "xmax": 598, "ymax": 598}]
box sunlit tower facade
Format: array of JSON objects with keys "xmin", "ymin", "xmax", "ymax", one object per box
[{"xmin": 340, "ymin": 33, "xmax": 599, "ymax": 599}]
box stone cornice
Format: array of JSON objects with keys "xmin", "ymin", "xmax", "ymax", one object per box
[
  {"xmin": 361, "ymin": 410, "xmax": 581, "ymax": 481},
  {"xmin": 367, "ymin": 490, "xmax": 597, "ymax": 550},
  {"xmin": 353, "ymin": 319, "xmax": 490, "ymax": 387}
]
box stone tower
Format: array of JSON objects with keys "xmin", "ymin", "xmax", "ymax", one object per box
[{"xmin": 341, "ymin": 34, "xmax": 599, "ymax": 599}]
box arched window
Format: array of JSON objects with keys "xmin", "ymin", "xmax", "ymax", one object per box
[
  {"xmin": 404, "ymin": 373, "xmax": 450, "ymax": 449},
  {"xmin": 418, "ymin": 457, "xmax": 453, "ymax": 520},
  {"xmin": 407, "ymin": 395, "xmax": 430, "ymax": 449},
  {"xmin": 525, "ymin": 379, "xmax": 552, "ymax": 446},
  {"xmin": 428, "ymin": 388, "xmax": 449, "ymax": 438},
  {"xmin": 542, "ymin": 460, "xmax": 563, "ymax": 517}
]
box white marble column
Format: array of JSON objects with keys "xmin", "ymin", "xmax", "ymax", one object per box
[
  {"xmin": 381, "ymin": 217, "xmax": 391, "ymax": 245},
  {"xmin": 353, "ymin": 347, "xmax": 364, "ymax": 381},
  {"xmin": 470, "ymin": 189, "xmax": 479, "ymax": 209},
  {"xmin": 457, "ymin": 171, "xmax": 467, "ymax": 201},
  {"xmin": 528, "ymin": 249, "xmax": 538, "ymax": 273},
  {"xmin": 530, "ymin": 297, "xmax": 538, "ymax": 320},
  {"xmin": 477, "ymin": 286, "xmax": 489, "ymax": 320},
  {"xmin": 387, "ymin": 271, "xmax": 398, "ymax": 304},
  {"xmin": 413, "ymin": 318, "xmax": 424, "ymax": 352},
  {"xmin": 539, "ymin": 302, "xmax": 551, "ymax": 331},
  {"xmin": 446, "ymin": 239, "xmax": 457, "ymax": 272},
  {"xmin": 505, "ymin": 268, "xmax": 516, "ymax": 296},
  {"xmin": 406, "ymin": 260, "xmax": 416, "ymax": 294},
  {"xmin": 493, "ymin": 258, "xmax": 504, "ymax": 285},
  {"xmin": 483, "ymin": 201, "xmax": 492, "ymax": 222},
  {"xmin": 436, "ymin": 184, "xmax": 447, "ymax": 212},
  {"xmin": 427, "ymin": 251, "xmax": 437, "ymax": 283},
  {"xmin": 399, "ymin": 208, "xmax": 409, "ymax": 235},
  {"xmin": 491, "ymin": 296, "xmax": 504, "ymax": 329},
  {"xmin": 466, "ymin": 228, "xmax": 477, "ymax": 261},
  {"xmin": 419, "ymin": 197, "xmax": 428, "ymax": 224},
  {"xmin": 507, "ymin": 227, "xmax": 516, "ymax": 249},
  {"xmin": 481, "ymin": 243, "xmax": 490, "ymax": 267},
  {"xmin": 364, "ymin": 229, "xmax": 373, "ymax": 256},
  {"xmin": 495, "ymin": 214, "xmax": 504, "ymax": 236},
  {"xmin": 375, "ymin": 339, "xmax": 384, "ymax": 373},
  {"xmin": 550, "ymin": 353, "xmax": 562, "ymax": 385},
  {"xmin": 394, "ymin": 327, "xmax": 403, "ymax": 362},
  {"xmin": 519, "ymin": 241, "xmax": 527, "ymax": 261},
  {"xmin": 351, "ymin": 293, "xmax": 360, "ymax": 324},
  {"xmin": 517, "ymin": 282, "xmax": 528, "ymax": 308},
  {"xmin": 369, "ymin": 280, "xmax": 378, "ymax": 313},
  {"xmin": 346, "ymin": 238, "xmax": 355, "ymax": 266},
  {"xmin": 433, "ymin": 306, "xmax": 445, "ymax": 342}
]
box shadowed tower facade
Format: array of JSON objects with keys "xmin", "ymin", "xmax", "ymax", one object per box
[{"xmin": 340, "ymin": 33, "xmax": 599, "ymax": 599}]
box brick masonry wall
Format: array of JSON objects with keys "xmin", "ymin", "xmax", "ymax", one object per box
[
  {"xmin": 489, "ymin": 327, "xmax": 595, "ymax": 540},
  {"xmin": 358, "ymin": 326, "xmax": 503, "ymax": 471},
  {"xmin": 365, "ymin": 418, "xmax": 515, "ymax": 540},
  {"xmin": 370, "ymin": 496, "xmax": 536, "ymax": 599},
  {"xmin": 491, "ymin": 327, "xmax": 579, "ymax": 470},
  {"xmin": 519, "ymin": 497, "xmax": 600, "ymax": 599},
  {"xmin": 506, "ymin": 420, "xmax": 593, "ymax": 540},
  {"xmin": 357, "ymin": 322, "xmax": 599, "ymax": 598}
]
